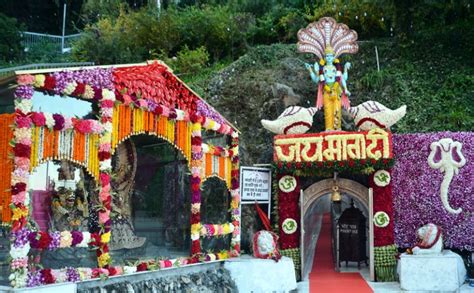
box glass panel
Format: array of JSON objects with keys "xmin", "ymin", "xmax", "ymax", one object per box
[
  {"xmin": 27, "ymin": 160, "xmax": 98, "ymax": 269},
  {"xmin": 202, "ymin": 129, "xmax": 227, "ymax": 146},
  {"xmin": 201, "ymin": 234, "xmax": 231, "ymax": 252},
  {"xmin": 201, "ymin": 177, "xmax": 230, "ymax": 224},
  {"xmin": 0, "ymin": 226, "xmax": 10, "ymax": 285},
  {"xmin": 31, "ymin": 91, "xmax": 95, "ymax": 119},
  {"xmin": 29, "ymin": 160, "xmax": 95, "ymax": 232},
  {"xmin": 110, "ymin": 135, "xmax": 190, "ymax": 265}
]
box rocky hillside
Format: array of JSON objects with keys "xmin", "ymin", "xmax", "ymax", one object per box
[{"xmin": 191, "ymin": 27, "xmax": 473, "ymax": 164}]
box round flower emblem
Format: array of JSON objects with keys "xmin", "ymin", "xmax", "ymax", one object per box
[
  {"xmin": 374, "ymin": 211, "xmax": 390, "ymax": 228},
  {"xmin": 374, "ymin": 170, "xmax": 391, "ymax": 187},
  {"xmin": 279, "ymin": 175, "xmax": 297, "ymax": 193},
  {"xmin": 282, "ymin": 218, "xmax": 298, "ymax": 234}
]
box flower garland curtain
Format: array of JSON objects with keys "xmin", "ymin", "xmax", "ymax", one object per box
[{"xmin": 0, "ymin": 114, "xmax": 15, "ymax": 222}]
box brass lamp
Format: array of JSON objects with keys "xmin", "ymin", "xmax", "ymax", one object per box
[{"xmin": 331, "ymin": 184, "xmax": 341, "ymax": 202}]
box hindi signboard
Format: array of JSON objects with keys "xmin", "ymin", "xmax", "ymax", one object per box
[
  {"xmin": 273, "ymin": 128, "xmax": 392, "ymax": 163},
  {"xmin": 240, "ymin": 166, "xmax": 272, "ymax": 201}
]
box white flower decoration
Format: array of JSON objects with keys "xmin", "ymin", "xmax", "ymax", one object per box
[
  {"xmin": 44, "ymin": 113, "xmax": 55, "ymax": 129},
  {"xmin": 63, "ymin": 82, "xmax": 77, "ymax": 96},
  {"xmin": 123, "ymin": 266, "xmax": 137, "ymax": 275},
  {"xmin": 10, "ymin": 243, "xmax": 30, "ymax": 259},
  {"xmin": 14, "ymin": 99, "xmax": 33, "ymax": 113}
]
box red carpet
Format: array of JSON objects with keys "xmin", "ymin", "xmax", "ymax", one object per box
[{"xmin": 309, "ymin": 214, "xmax": 373, "ymax": 293}]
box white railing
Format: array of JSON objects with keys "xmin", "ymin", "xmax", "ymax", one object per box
[{"xmin": 21, "ymin": 32, "xmax": 82, "ymax": 54}]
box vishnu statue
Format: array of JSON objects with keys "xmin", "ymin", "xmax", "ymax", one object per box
[{"xmin": 297, "ymin": 17, "xmax": 359, "ymax": 131}]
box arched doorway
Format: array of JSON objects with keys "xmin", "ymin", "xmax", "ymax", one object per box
[{"xmin": 301, "ymin": 179, "xmax": 374, "ymax": 281}]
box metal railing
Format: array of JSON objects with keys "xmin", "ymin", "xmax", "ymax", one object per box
[{"xmin": 21, "ymin": 32, "xmax": 82, "ymax": 54}]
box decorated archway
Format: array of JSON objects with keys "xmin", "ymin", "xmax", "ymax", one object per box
[
  {"xmin": 302, "ymin": 179, "xmax": 369, "ymax": 216},
  {"xmin": 300, "ymin": 178, "xmax": 373, "ymax": 281}
]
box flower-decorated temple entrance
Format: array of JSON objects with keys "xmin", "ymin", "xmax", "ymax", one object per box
[
  {"xmin": 272, "ymin": 130, "xmax": 396, "ymax": 283},
  {"xmin": 300, "ymin": 178, "xmax": 372, "ymax": 281}
]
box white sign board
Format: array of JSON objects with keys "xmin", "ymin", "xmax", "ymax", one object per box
[{"xmin": 240, "ymin": 166, "xmax": 272, "ymax": 201}]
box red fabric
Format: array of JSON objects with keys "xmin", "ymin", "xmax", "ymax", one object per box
[
  {"xmin": 255, "ymin": 203, "xmax": 271, "ymax": 231},
  {"xmin": 309, "ymin": 214, "xmax": 372, "ymax": 292}
]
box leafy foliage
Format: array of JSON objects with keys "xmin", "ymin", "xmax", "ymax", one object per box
[{"xmin": 0, "ymin": 13, "xmax": 24, "ymax": 64}]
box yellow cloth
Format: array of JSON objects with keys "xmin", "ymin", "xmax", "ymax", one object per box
[{"xmin": 323, "ymin": 83, "xmax": 342, "ymax": 130}]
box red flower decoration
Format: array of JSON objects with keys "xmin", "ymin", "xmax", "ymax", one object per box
[
  {"xmin": 11, "ymin": 182, "xmax": 26, "ymax": 195},
  {"xmin": 31, "ymin": 112, "xmax": 46, "ymax": 126},
  {"xmin": 137, "ymin": 263, "xmax": 148, "ymax": 272},
  {"xmin": 14, "ymin": 143, "xmax": 31, "ymax": 158},
  {"xmin": 41, "ymin": 269, "xmax": 55, "ymax": 284},
  {"xmin": 98, "ymin": 151, "xmax": 111, "ymax": 160},
  {"xmin": 108, "ymin": 267, "xmax": 118, "ymax": 276},
  {"xmin": 100, "ymin": 173, "xmax": 110, "ymax": 186},
  {"xmin": 72, "ymin": 83, "xmax": 86, "ymax": 96},
  {"xmin": 43, "ymin": 75, "xmax": 56, "ymax": 91},
  {"xmin": 191, "ymin": 240, "xmax": 201, "ymax": 254}
]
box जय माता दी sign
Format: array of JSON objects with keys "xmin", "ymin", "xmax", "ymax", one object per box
[
  {"xmin": 240, "ymin": 167, "xmax": 272, "ymax": 201},
  {"xmin": 273, "ymin": 128, "xmax": 392, "ymax": 163}
]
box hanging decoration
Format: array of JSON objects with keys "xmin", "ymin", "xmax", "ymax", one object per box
[
  {"xmin": 374, "ymin": 244, "xmax": 398, "ymax": 282},
  {"xmin": 0, "ymin": 114, "xmax": 14, "ymax": 222},
  {"xmin": 111, "ymin": 104, "xmax": 192, "ymax": 162}
]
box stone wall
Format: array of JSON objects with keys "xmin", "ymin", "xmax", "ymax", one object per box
[{"xmin": 77, "ymin": 267, "xmax": 237, "ymax": 293}]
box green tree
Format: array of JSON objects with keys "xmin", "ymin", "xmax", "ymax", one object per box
[{"xmin": 0, "ymin": 13, "xmax": 24, "ymax": 64}]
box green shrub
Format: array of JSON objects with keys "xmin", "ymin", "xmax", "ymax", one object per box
[
  {"xmin": 168, "ymin": 45, "xmax": 210, "ymax": 75},
  {"xmin": 311, "ymin": 0, "xmax": 391, "ymax": 39},
  {"xmin": 0, "ymin": 13, "xmax": 24, "ymax": 63}
]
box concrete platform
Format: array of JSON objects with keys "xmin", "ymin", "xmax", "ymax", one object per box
[{"xmin": 225, "ymin": 255, "xmax": 297, "ymax": 292}]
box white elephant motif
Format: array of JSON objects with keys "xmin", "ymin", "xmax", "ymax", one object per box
[{"xmin": 427, "ymin": 138, "xmax": 466, "ymax": 214}]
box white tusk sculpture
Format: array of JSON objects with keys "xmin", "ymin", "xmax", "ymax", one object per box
[
  {"xmin": 349, "ymin": 101, "xmax": 406, "ymax": 131},
  {"xmin": 261, "ymin": 106, "xmax": 318, "ymax": 135}
]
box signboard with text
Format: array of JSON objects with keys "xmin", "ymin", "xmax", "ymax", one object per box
[{"xmin": 240, "ymin": 166, "xmax": 272, "ymax": 201}]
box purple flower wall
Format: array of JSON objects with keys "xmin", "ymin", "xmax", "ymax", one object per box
[{"xmin": 392, "ymin": 132, "xmax": 474, "ymax": 251}]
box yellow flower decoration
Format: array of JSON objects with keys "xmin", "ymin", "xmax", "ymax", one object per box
[
  {"xmin": 222, "ymin": 224, "xmax": 231, "ymax": 234},
  {"xmin": 217, "ymin": 251, "xmax": 229, "ymax": 260},
  {"xmin": 98, "ymin": 253, "xmax": 111, "ymax": 268},
  {"xmin": 319, "ymin": 59, "xmax": 326, "ymax": 66},
  {"xmin": 34, "ymin": 75, "xmax": 45, "ymax": 88},
  {"xmin": 230, "ymin": 199, "xmax": 239, "ymax": 210},
  {"xmin": 334, "ymin": 58, "xmax": 340, "ymax": 64},
  {"xmin": 192, "ymin": 123, "xmax": 201, "ymax": 132},
  {"xmin": 12, "ymin": 207, "xmax": 28, "ymax": 221},
  {"xmin": 100, "ymin": 133, "xmax": 112, "ymax": 144},
  {"xmin": 208, "ymin": 120, "xmax": 216, "ymax": 129},
  {"xmin": 191, "ymin": 224, "xmax": 201, "ymax": 236},
  {"xmin": 101, "ymin": 232, "xmax": 111, "ymax": 244}
]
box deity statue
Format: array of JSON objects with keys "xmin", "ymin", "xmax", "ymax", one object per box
[
  {"xmin": 297, "ymin": 17, "xmax": 359, "ymax": 131},
  {"xmin": 51, "ymin": 161, "xmax": 88, "ymax": 231},
  {"xmin": 109, "ymin": 140, "xmax": 146, "ymax": 250},
  {"xmin": 51, "ymin": 186, "xmax": 88, "ymax": 231}
]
